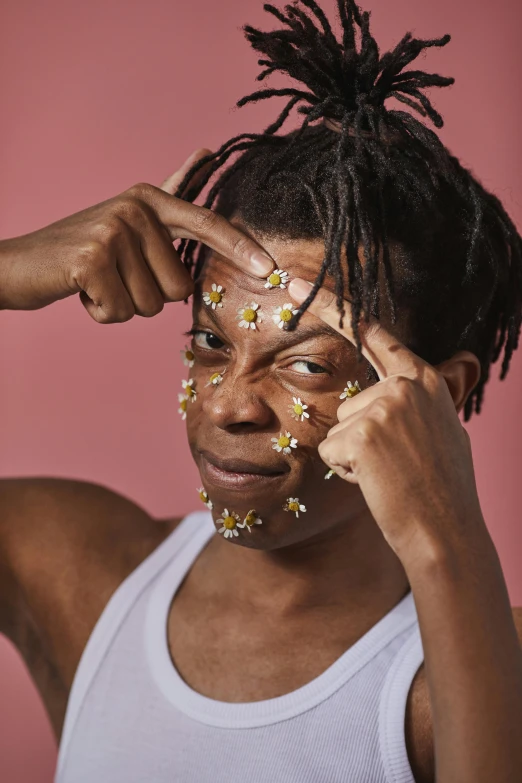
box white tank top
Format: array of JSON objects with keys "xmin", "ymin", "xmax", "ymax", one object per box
[{"xmin": 56, "ymin": 510, "xmax": 424, "ymax": 783}]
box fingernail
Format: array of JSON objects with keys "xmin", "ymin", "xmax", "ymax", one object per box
[
  {"xmin": 288, "ymin": 278, "xmax": 313, "ymax": 303},
  {"xmin": 250, "ymin": 252, "xmax": 274, "ymax": 276}
]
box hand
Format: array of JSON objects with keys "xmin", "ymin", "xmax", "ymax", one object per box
[
  {"xmin": 0, "ymin": 148, "xmax": 274, "ymax": 322},
  {"xmin": 288, "ymin": 278, "xmax": 487, "ymax": 566}
]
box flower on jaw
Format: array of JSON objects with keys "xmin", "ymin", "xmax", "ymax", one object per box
[
  {"xmin": 271, "ymin": 431, "xmax": 298, "ymax": 455},
  {"xmin": 324, "ymin": 469, "xmax": 336, "ymax": 480},
  {"xmin": 289, "ymin": 396, "xmax": 309, "ymax": 422},
  {"xmin": 272, "ymin": 303, "xmax": 298, "ymax": 329},
  {"xmin": 238, "ymin": 509, "xmax": 263, "ymax": 533},
  {"xmin": 181, "ymin": 346, "xmax": 195, "ymax": 368},
  {"xmin": 217, "ymin": 509, "xmax": 241, "ymax": 539},
  {"xmin": 237, "ymin": 302, "xmax": 263, "ymax": 330},
  {"xmin": 340, "ymin": 380, "xmax": 362, "ymax": 400},
  {"xmin": 264, "ymin": 269, "xmax": 289, "ymax": 290},
  {"xmin": 203, "ymin": 283, "xmax": 224, "ymax": 310},
  {"xmin": 182, "ymin": 378, "xmax": 197, "ymax": 402},
  {"xmin": 283, "ymin": 498, "xmax": 307, "ymax": 517},
  {"xmin": 196, "ymin": 487, "xmax": 213, "ymax": 509},
  {"xmin": 178, "ymin": 393, "xmax": 188, "ymax": 420},
  {"xmin": 205, "ymin": 369, "xmax": 226, "ymax": 387}
]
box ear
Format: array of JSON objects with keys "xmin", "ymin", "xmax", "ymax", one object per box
[{"xmin": 434, "ymin": 351, "xmax": 482, "ymax": 414}]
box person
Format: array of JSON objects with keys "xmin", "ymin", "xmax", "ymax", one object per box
[{"xmin": 1, "ymin": 1, "xmax": 522, "ymax": 781}]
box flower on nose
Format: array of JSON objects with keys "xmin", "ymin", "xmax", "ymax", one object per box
[
  {"xmin": 272, "ymin": 432, "xmax": 298, "ymax": 454},
  {"xmin": 237, "ymin": 302, "xmax": 263, "ymax": 330},
  {"xmin": 217, "ymin": 509, "xmax": 241, "ymax": 539},
  {"xmin": 264, "ymin": 269, "xmax": 289, "ymax": 289},
  {"xmin": 272, "ymin": 303, "xmax": 298, "ymax": 328},
  {"xmin": 203, "ymin": 283, "xmax": 224, "ymax": 309}
]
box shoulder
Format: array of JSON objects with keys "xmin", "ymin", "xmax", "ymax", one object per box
[{"xmin": 405, "ymin": 607, "xmax": 522, "ymax": 783}]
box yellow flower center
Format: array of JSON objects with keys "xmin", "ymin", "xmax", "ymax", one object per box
[
  {"xmin": 278, "ymin": 435, "xmax": 290, "ymax": 448},
  {"xmin": 209, "ymin": 373, "xmax": 221, "ymax": 384},
  {"xmin": 223, "ymin": 516, "xmax": 236, "ymax": 530},
  {"xmin": 242, "ymin": 308, "xmax": 256, "ymax": 322},
  {"xmin": 346, "ymin": 385, "xmax": 359, "ymax": 397},
  {"xmin": 180, "ymin": 398, "xmax": 187, "ymax": 412},
  {"xmin": 293, "ymin": 403, "xmax": 303, "ymax": 415},
  {"xmin": 245, "ymin": 512, "xmax": 257, "ymax": 526},
  {"xmin": 185, "ymin": 350, "xmax": 194, "ymax": 361},
  {"xmin": 199, "ymin": 490, "xmax": 208, "ymax": 502},
  {"xmin": 280, "ymin": 308, "xmax": 293, "ymax": 322},
  {"xmin": 288, "ymin": 502, "xmax": 299, "ymax": 512},
  {"xmin": 185, "ymin": 385, "xmax": 195, "ymax": 397},
  {"xmin": 209, "ymin": 290, "xmax": 222, "ymax": 303},
  {"xmin": 268, "ymin": 272, "xmax": 281, "ymax": 286}
]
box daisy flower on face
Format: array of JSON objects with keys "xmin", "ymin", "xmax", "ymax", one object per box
[
  {"xmin": 205, "ymin": 369, "xmax": 226, "ymax": 387},
  {"xmin": 203, "ymin": 283, "xmax": 224, "ymax": 310},
  {"xmin": 181, "ymin": 346, "xmax": 195, "ymax": 368},
  {"xmin": 217, "ymin": 509, "xmax": 241, "ymax": 539},
  {"xmin": 237, "ymin": 509, "xmax": 263, "ymax": 533},
  {"xmin": 271, "ymin": 431, "xmax": 298, "ymax": 455},
  {"xmin": 264, "ymin": 269, "xmax": 289, "ymax": 290},
  {"xmin": 196, "ymin": 487, "xmax": 213, "ymax": 509},
  {"xmin": 272, "ymin": 303, "xmax": 298, "ymax": 329},
  {"xmin": 283, "ymin": 498, "xmax": 307, "ymax": 517},
  {"xmin": 324, "ymin": 469, "xmax": 336, "ymax": 480},
  {"xmin": 182, "ymin": 378, "xmax": 197, "ymax": 402},
  {"xmin": 237, "ymin": 302, "xmax": 263, "ymax": 330},
  {"xmin": 340, "ymin": 380, "xmax": 362, "ymax": 400},
  {"xmin": 178, "ymin": 393, "xmax": 188, "ymax": 420},
  {"xmin": 289, "ymin": 397, "xmax": 309, "ymax": 422}
]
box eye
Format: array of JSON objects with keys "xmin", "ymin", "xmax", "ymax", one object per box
[
  {"xmin": 290, "ymin": 360, "xmax": 327, "ymax": 375},
  {"xmin": 192, "ymin": 330, "xmax": 225, "ymax": 351}
]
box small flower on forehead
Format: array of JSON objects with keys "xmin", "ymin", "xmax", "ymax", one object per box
[
  {"xmin": 289, "ymin": 396, "xmax": 309, "ymax": 422},
  {"xmin": 340, "ymin": 380, "xmax": 362, "ymax": 400},
  {"xmin": 205, "ymin": 369, "xmax": 226, "ymax": 387},
  {"xmin": 271, "ymin": 431, "xmax": 298, "ymax": 455},
  {"xmin": 181, "ymin": 346, "xmax": 195, "ymax": 368},
  {"xmin": 283, "ymin": 498, "xmax": 307, "ymax": 517},
  {"xmin": 203, "ymin": 283, "xmax": 224, "ymax": 310},
  {"xmin": 324, "ymin": 469, "xmax": 336, "ymax": 480},
  {"xmin": 237, "ymin": 302, "xmax": 263, "ymax": 330},
  {"xmin": 272, "ymin": 303, "xmax": 298, "ymax": 329},
  {"xmin": 217, "ymin": 509, "xmax": 241, "ymax": 539},
  {"xmin": 264, "ymin": 269, "xmax": 289, "ymax": 290},
  {"xmin": 182, "ymin": 378, "xmax": 197, "ymax": 402},
  {"xmin": 238, "ymin": 509, "xmax": 263, "ymax": 533},
  {"xmin": 178, "ymin": 393, "xmax": 188, "ymax": 420},
  {"xmin": 196, "ymin": 487, "xmax": 213, "ymax": 509}
]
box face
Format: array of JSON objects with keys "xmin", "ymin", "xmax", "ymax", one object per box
[{"xmin": 183, "ymin": 227, "xmax": 394, "ymax": 550}]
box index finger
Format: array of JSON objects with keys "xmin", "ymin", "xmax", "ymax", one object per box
[
  {"xmin": 139, "ymin": 184, "xmax": 275, "ymax": 279},
  {"xmin": 287, "ymin": 278, "xmax": 424, "ymax": 381}
]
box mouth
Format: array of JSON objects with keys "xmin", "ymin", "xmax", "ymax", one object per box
[{"xmin": 199, "ymin": 449, "xmax": 290, "ymax": 490}]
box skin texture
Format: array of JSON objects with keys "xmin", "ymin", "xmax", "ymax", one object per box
[{"xmin": 1, "ymin": 150, "xmax": 522, "ymax": 783}]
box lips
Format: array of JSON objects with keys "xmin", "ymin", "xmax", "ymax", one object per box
[{"xmin": 199, "ymin": 449, "xmax": 290, "ymax": 490}]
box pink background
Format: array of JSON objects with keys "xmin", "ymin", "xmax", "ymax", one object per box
[{"xmin": 1, "ymin": 0, "xmax": 521, "ymax": 780}]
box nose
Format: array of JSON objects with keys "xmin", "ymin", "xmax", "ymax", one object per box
[{"xmin": 202, "ymin": 376, "xmax": 274, "ymax": 433}]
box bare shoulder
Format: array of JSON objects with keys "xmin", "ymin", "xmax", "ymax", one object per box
[{"xmin": 404, "ymin": 607, "xmax": 522, "ymax": 783}]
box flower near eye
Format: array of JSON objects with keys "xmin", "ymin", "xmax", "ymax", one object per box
[
  {"xmin": 340, "ymin": 380, "xmax": 362, "ymax": 399},
  {"xmin": 289, "ymin": 397, "xmax": 309, "ymax": 422},
  {"xmin": 264, "ymin": 269, "xmax": 289, "ymax": 289},
  {"xmin": 203, "ymin": 283, "xmax": 224, "ymax": 309},
  {"xmin": 205, "ymin": 369, "xmax": 226, "ymax": 387},
  {"xmin": 237, "ymin": 509, "xmax": 263, "ymax": 532},
  {"xmin": 272, "ymin": 303, "xmax": 298, "ymax": 328},
  {"xmin": 283, "ymin": 498, "xmax": 307, "ymax": 517},
  {"xmin": 271, "ymin": 431, "xmax": 298, "ymax": 454},
  {"xmin": 182, "ymin": 378, "xmax": 197, "ymax": 401},
  {"xmin": 237, "ymin": 302, "xmax": 263, "ymax": 330},
  {"xmin": 217, "ymin": 509, "xmax": 241, "ymax": 539},
  {"xmin": 181, "ymin": 346, "xmax": 195, "ymax": 367},
  {"xmin": 196, "ymin": 487, "xmax": 213, "ymax": 509},
  {"xmin": 178, "ymin": 393, "xmax": 188, "ymax": 420}
]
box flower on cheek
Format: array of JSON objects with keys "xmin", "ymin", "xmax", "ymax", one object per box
[
  {"xmin": 181, "ymin": 346, "xmax": 195, "ymax": 368},
  {"xmin": 283, "ymin": 498, "xmax": 307, "ymax": 517},
  {"xmin": 237, "ymin": 302, "xmax": 263, "ymax": 330},
  {"xmin": 205, "ymin": 369, "xmax": 226, "ymax": 387},
  {"xmin": 340, "ymin": 380, "xmax": 361, "ymax": 399},
  {"xmin": 264, "ymin": 269, "xmax": 289, "ymax": 289},
  {"xmin": 289, "ymin": 397, "xmax": 309, "ymax": 422},
  {"xmin": 203, "ymin": 283, "xmax": 224, "ymax": 309},
  {"xmin": 217, "ymin": 509, "xmax": 241, "ymax": 539},
  {"xmin": 182, "ymin": 378, "xmax": 197, "ymax": 402},
  {"xmin": 272, "ymin": 303, "xmax": 298, "ymax": 328},
  {"xmin": 324, "ymin": 469, "xmax": 336, "ymax": 480},
  {"xmin": 178, "ymin": 393, "xmax": 188, "ymax": 420},
  {"xmin": 271, "ymin": 431, "xmax": 298, "ymax": 454}
]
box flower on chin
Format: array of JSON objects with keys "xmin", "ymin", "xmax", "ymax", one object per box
[
  {"xmin": 178, "ymin": 393, "xmax": 188, "ymax": 420},
  {"xmin": 283, "ymin": 498, "xmax": 307, "ymax": 517},
  {"xmin": 237, "ymin": 509, "xmax": 262, "ymax": 533},
  {"xmin": 203, "ymin": 283, "xmax": 224, "ymax": 310},
  {"xmin": 272, "ymin": 303, "xmax": 298, "ymax": 329},
  {"xmin": 271, "ymin": 432, "xmax": 298, "ymax": 455},
  {"xmin": 196, "ymin": 487, "xmax": 213, "ymax": 509},
  {"xmin": 217, "ymin": 509, "xmax": 241, "ymax": 539},
  {"xmin": 289, "ymin": 397, "xmax": 309, "ymax": 422},
  {"xmin": 264, "ymin": 269, "xmax": 289, "ymax": 290},
  {"xmin": 237, "ymin": 302, "xmax": 263, "ymax": 330}
]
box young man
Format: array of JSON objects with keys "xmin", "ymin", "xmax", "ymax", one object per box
[{"xmin": 1, "ymin": 1, "xmax": 522, "ymax": 781}]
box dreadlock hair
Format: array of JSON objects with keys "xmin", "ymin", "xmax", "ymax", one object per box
[{"xmin": 174, "ymin": 0, "xmax": 522, "ymax": 422}]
